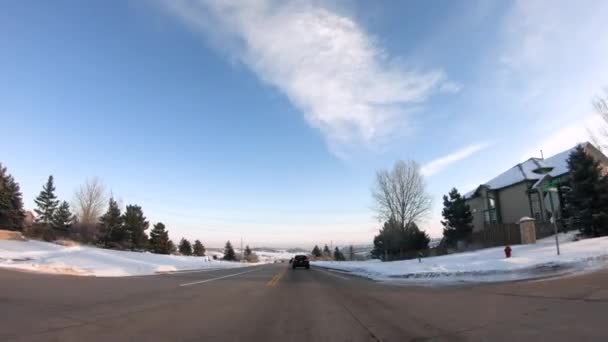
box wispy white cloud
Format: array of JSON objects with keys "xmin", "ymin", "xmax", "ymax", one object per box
[
  {"xmin": 421, "ymin": 142, "xmax": 491, "ymax": 177},
  {"xmin": 159, "ymin": 0, "xmax": 451, "ymax": 155},
  {"xmin": 438, "ymin": 81, "xmax": 462, "ymax": 94},
  {"xmin": 496, "ymin": 0, "xmax": 608, "ymax": 159}
]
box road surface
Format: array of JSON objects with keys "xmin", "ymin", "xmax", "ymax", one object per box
[{"xmin": 1, "ymin": 263, "xmax": 607, "ymax": 341}]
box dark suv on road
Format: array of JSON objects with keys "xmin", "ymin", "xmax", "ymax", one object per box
[{"xmin": 292, "ymin": 255, "xmax": 310, "ymax": 269}]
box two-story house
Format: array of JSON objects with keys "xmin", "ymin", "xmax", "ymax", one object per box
[{"xmin": 465, "ymin": 142, "xmax": 608, "ymax": 232}]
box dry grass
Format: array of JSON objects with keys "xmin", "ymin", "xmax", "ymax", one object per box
[
  {"xmin": 0, "ymin": 229, "xmax": 26, "ymax": 241},
  {"xmin": 54, "ymin": 239, "xmax": 80, "ymax": 247}
]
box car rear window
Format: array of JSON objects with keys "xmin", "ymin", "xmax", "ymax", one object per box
[{"xmin": 295, "ymin": 255, "xmax": 307, "ymax": 260}]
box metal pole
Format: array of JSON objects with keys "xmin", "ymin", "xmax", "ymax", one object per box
[{"xmin": 548, "ymin": 191, "xmax": 560, "ymax": 255}]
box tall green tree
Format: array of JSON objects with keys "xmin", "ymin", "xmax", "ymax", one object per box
[
  {"xmin": 311, "ymin": 245, "xmax": 322, "ymax": 258},
  {"xmin": 244, "ymin": 245, "xmax": 252, "ymax": 257},
  {"xmin": 122, "ymin": 204, "xmax": 149, "ymax": 250},
  {"xmin": 34, "ymin": 175, "xmax": 59, "ymax": 224},
  {"xmin": 333, "ymin": 247, "xmax": 345, "ymax": 261},
  {"xmin": 564, "ymin": 145, "xmax": 608, "ymax": 236},
  {"xmin": 322, "ymin": 244, "xmax": 331, "ymax": 257},
  {"xmin": 0, "ymin": 163, "xmax": 25, "ymax": 230},
  {"xmin": 149, "ymin": 222, "xmax": 170, "ymax": 254},
  {"xmin": 348, "ymin": 245, "xmax": 355, "ymax": 261},
  {"xmin": 223, "ymin": 240, "xmax": 236, "ymax": 261},
  {"xmin": 178, "ymin": 238, "xmax": 193, "ymax": 256},
  {"xmin": 371, "ymin": 218, "xmax": 429, "ymax": 261},
  {"xmin": 193, "ymin": 239, "xmax": 206, "ymax": 256},
  {"xmin": 51, "ymin": 201, "xmax": 73, "ymax": 235},
  {"xmin": 98, "ymin": 197, "xmax": 124, "ymax": 247},
  {"xmin": 441, "ymin": 188, "xmax": 474, "ymax": 246},
  {"xmin": 168, "ymin": 239, "xmax": 177, "ymax": 254}
]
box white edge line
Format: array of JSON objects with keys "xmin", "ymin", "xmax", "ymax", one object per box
[
  {"xmin": 160, "ymin": 266, "xmax": 250, "ymax": 275},
  {"xmin": 179, "ymin": 268, "xmax": 260, "ymax": 287},
  {"xmin": 314, "ymin": 267, "xmax": 350, "ymax": 281}
]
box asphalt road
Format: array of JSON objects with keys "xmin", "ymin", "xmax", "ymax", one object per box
[{"xmin": 1, "ymin": 264, "xmax": 608, "ymax": 341}]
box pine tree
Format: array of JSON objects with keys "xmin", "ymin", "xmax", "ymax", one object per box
[
  {"xmin": 168, "ymin": 239, "xmax": 177, "ymax": 254},
  {"xmin": 441, "ymin": 188, "xmax": 474, "ymax": 246},
  {"xmin": 348, "ymin": 245, "xmax": 355, "ymax": 261},
  {"xmin": 333, "ymin": 247, "xmax": 345, "ymax": 261},
  {"xmin": 34, "ymin": 175, "xmax": 59, "ymax": 225},
  {"xmin": 51, "ymin": 201, "xmax": 73, "ymax": 235},
  {"xmin": 0, "ymin": 163, "xmax": 25, "ymax": 230},
  {"xmin": 123, "ymin": 204, "xmax": 149, "ymax": 250},
  {"xmin": 244, "ymin": 245, "xmax": 252, "ymax": 257},
  {"xmin": 223, "ymin": 240, "xmax": 236, "ymax": 261},
  {"xmin": 311, "ymin": 245, "xmax": 322, "ymax": 258},
  {"xmin": 322, "ymin": 244, "xmax": 331, "ymax": 257},
  {"xmin": 371, "ymin": 218, "xmax": 429, "ymax": 261},
  {"xmin": 178, "ymin": 238, "xmax": 193, "ymax": 256},
  {"xmin": 564, "ymin": 145, "xmax": 608, "ymax": 236},
  {"xmin": 193, "ymin": 239, "xmax": 206, "ymax": 256},
  {"xmin": 98, "ymin": 197, "xmax": 124, "ymax": 248},
  {"xmin": 149, "ymin": 222, "xmax": 170, "ymax": 254}
]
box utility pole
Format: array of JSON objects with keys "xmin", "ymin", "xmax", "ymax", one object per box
[{"xmin": 240, "ymin": 237, "xmax": 243, "ymax": 260}]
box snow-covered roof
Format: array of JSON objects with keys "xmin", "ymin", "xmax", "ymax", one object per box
[{"xmin": 465, "ymin": 142, "xmax": 589, "ymax": 198}]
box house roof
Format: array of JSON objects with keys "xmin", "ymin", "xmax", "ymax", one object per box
[{"xmin": 465, "ymin": 142, "xmax": 590, "ymax": 199}]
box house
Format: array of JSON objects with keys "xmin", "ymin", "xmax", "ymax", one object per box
[{"xmin": 464, "ymin": 142, "xmax": 608, "ymax": 232}]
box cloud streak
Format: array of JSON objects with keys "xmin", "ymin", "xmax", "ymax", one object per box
[
  {"xmin": 421, "ymin": 142, "xmax": 491, "ymax": 177},
  {"xmin": 160, "ymin": 0, "xmax": 450, "ymax": 154}
]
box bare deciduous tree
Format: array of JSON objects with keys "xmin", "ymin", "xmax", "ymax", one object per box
[
  {"xmin": 591, "ymin": 89, "xmax": 608, "ymax": 151},
  {"xmin": 372, "ymin": 160, "xmax": 431, "ymax": 229},
  {"xmin": 73, "ymin": 178, "xmax": 106, "ymax": 225}
]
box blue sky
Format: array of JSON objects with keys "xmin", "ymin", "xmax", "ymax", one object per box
[{"xmin": 2, "ymin": 0, "xmax": 607, "ymax": 247}]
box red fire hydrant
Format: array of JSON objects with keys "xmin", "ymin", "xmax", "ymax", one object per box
[{"xmin": 504, "ymin": 245, "xmax": 512, "ymax": 258}]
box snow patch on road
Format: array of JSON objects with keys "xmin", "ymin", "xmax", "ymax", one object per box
[
  {"xmin": 313, "ymin": 232, "xmax": 608, "ymax": 284},
  {"xmin": 0, "ymin": 239, "xmax": 250, "ymax": 277}
]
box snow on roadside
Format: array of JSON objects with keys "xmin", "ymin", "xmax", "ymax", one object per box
[
  {"xmin": 0, "ymin": 239, "xmax": 250, "ymax": 277},
  {"xmin": 313, "ymin": 232, "xmax": 608, "ymax": 284}
]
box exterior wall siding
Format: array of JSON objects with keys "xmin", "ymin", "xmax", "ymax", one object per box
[
  {"xmin": 465, "ymin": 196, "xmax": 486, "ymax": 232},
  {"xmin": 496, "ymin": 182, "xmax": 533, "ymax": 224}
]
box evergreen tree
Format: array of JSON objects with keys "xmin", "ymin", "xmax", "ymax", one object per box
[
  {"xmin": 149, "ymin": 222, "xmax": 170, "ymax": 254},
  {"xmin": 0, "ymin": 163, "xmax": 25, "ymax": 230},
  {"xmin": 34, "ymin": 175, "xmax": 59, "ymax": 224},
  {"xmin": 244, "ymin": 245, "xmax": 252, "ymax": 257},
  {"xmin": 223, "ymin": 240, "xmax": 236, "ymax": 261},
  {"xmin": 441, "ymin": 188, "xmax": 474, "ymax": 246},
  {"xmin": 371, "ymin": 218, "xmax": 430, "ymax": 260},
  {"xmin": 333, "ymin": 247, "xmax": 345, "ymax": 261},
  {"xmin": 311, "ymin": 245, "xmax": 322, "ymax": 258},
  {"xmin": 51, "ymin": 201, "xmax": 73, "ymax": 235},
  {"xmin": 348, "ymin": 245, "xmax": 355, "ymax": 261},
  {"xmin": 178, "ymin": 238, "xmax": 193, "ymax": 256},
  {"xmin": 168, "ymin": 239, "xmax": 177, "ymax": 254},
  {"xmin": 98, "ymin": 197, "xmax": 124, "ymax": 248},
  {"xmin": 564, "ymin": 145, "xmax": 608, "ymax": 236},
  {"xmin": 122, "ymin": 204, "xmax": 149, "ymax": 250},
  {"xmin": 193, "ymin": 239, "xmax": 206, "ymax": 256},
  {"xmin": 322, "ymin": 244, "xmax": 331, "ymax": 257}
]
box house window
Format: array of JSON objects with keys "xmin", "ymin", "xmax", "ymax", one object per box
[
  {"xmin": 530, "ymin": 192, "xmax": 542, "ymax": 220},
  {"xmin": 483, "ymin": 194, "xmax": 498, "ymax": 224}
]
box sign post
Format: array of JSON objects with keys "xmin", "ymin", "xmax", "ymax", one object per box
[{"xmin": 544, "ymin": 179, "xmax": 561, "ymax": 256}]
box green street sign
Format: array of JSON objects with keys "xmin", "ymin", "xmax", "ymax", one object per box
[{"xmin": 543, "ymin": 178, "xmax": 560, "ymax": 191}]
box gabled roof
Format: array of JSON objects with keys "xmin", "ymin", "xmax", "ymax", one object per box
[{"xmin": 465, "ymin": 142, "xmax": 591, "ymax": 199}]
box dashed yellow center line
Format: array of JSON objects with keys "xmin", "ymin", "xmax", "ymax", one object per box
[{"xmin": 266, "ymin": 269, "xmax": 286, "ymax": 287}]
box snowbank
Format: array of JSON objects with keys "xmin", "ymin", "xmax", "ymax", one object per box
[
  {"xmin": 0, "ymin": 239, "xmax": 249, "ymax": 277},
  {"xmin": 313, "ymin": 233, "xmax": 608, "ymax": 284}
]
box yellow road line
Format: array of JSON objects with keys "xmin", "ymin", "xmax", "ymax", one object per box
[{"xmin": 266, "ymin": 269, "xmax": 286, "ymax": 287}]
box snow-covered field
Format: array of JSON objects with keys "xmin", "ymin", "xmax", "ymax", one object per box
[
  {"xmin": 0, "ymin": 239, "xmax": 250, "ymax": 277},
  {"xmin": 254, "ymin": 250, "xmax": 295, "ymax": 263},
  {"xmin": 314, "ymin": 233, "xmax": 608, "ymax": 284}
]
